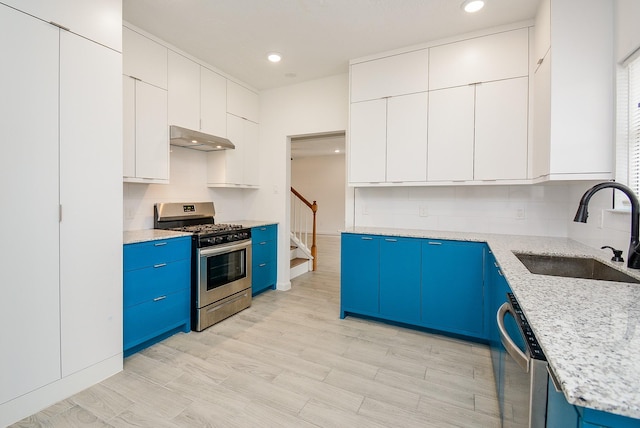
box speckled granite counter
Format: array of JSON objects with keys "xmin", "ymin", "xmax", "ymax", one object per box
[
  {"xmin": 224, "ymin": 220, "xmax": 278, "ymax": 229},
  {"xmin": 123, "ymin": 221, "xmax": 277, "ymax": 245},
  {"xmin": 344, "ymin": 227, "xmax": 640, "ymax": 420},
  {"xmin": 123, "ymin": 229, "xmax": 192, "ymax": 245}
]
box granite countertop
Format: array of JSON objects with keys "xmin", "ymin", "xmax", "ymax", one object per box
[
  {"xmin": 123, "ymin": 221, "xmax": 277, "ymax": 245},
  {"xmin": 123, "ymin": 229, "xmax": 192, "ymax": 245},
  {"xmin": 344, "ymin": 227, "xmax": 640, "ymax": 420}
]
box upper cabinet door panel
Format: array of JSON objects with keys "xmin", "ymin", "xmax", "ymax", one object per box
[
  {"xmin": 350, "ymin": 49, "xmax": 429, "ymax": 102},
  {"xmin": 429, "ymin": 28, "xmax": 529, "ymax": 90},
  {"xmin": 168, "ymin": 51, "xmax": 200, "ymax": 130},
  {"xmin": 386, "ymin": 93, "xmax": 428, "ymax": 182},
  {"xmin": 123, "ymin": 27, "xmax": 168, "ymax": 89},
  {"xmin": 474, "ymin": 77, "xmax": 529, "ymax": 180},
  {"xmin": 427, "ymin": 86, "xmax": 475, "ymax": 181},
  {"xmin": 227, "ymin": 80, "xmax": 259, "ymax": 123},
  {"xmin": 201, "ymin": 67, "xmax": 227, "ymax": 137},
  {"xmin": 349, "ymin": 99, "xmax": 387, "ymax": 183},
  {"xmin": 3, "ymin": 0, "xmax": 122, "ymax": 51}
]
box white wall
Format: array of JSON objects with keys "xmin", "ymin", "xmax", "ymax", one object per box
[
  {"xmin": 123, "ymin": 146, "xmax": 248, "ymax": 230},
  {"xmin": 291, "ymin": 154, "xmax": 345, "ymax": 235},
  {"xmin": 256, "ymin": 73, "xmax": 349, "ymax": 290},
  {"xmin": 616, "ymin": 0, "xmax": 640, "ymax": 62}
]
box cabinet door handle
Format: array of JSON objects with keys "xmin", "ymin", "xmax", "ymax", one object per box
[
  {"xmin": 494, "ymin": 262, "xmax": 499, "ymax": 268},
  {"xmin": 385, "ymin": 238, "xmax": 397, "ymax": 242},
  {"xmin": 153, "ymin": 295, "xmax": 167, "ymax": 302},
  {"xmin": 259, "ymin": 263, "xmax": 267, "ymax": 267},
  {"xmin": 498, "ymin": 270, "xmax": 504, "ymax": 277},
  {"xmin": 260, "ymin": 241, "xmax": 267, "ymax": 245},
  {"xmin": 428, "ymin": 241, "xmax": 442, "ymax": 245},
  {"xmin": 260, "ymin": 227, "xmax": 266, "ymax": 231},
  {"xmin": 361, "ymin": 237, "xmax": 373, "ymax": 240},
  {"xmin": 154, "ymin": 242, "xmax": 167, "ymax": 247},
  {"xmin": 153, "ymin": 263, "xmax": 167, "ymax": 268}
]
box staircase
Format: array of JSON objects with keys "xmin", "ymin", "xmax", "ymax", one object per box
[{"xmin": 290, "ymin": 187, "xmax": 317, "ymax": 279}]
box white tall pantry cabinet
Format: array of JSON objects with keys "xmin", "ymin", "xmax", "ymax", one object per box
[{"xmin": 0, "ymin": 2, "xmax": 123, "ymax": 426}]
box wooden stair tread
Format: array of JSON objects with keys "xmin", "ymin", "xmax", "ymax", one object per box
[{"xmin": 290, "ymin": 257, "xmax": 308, "ymax": 268}]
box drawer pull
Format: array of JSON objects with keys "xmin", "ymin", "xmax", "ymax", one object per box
[
  {"xmin": 428, "ymin": 241, "xmax": 442, "ymax": 245},
  {"xmin": 260, "ymin": 227, "xmax": 266, "ymax": 231},
  {"xmin": 361, "ymin": 237, "xmax": 373, "ymax": 241},
  {"xmin": 385, "ymin": 238, "xmax": 397, "ymax": 242},
  {"xmin": 259, "ymin": 263, "xmax": 267, "ymax": 267},
  {"xmin": 154, "ymin": 242, "xmax": 167, "ymax": 247},
  {"xmin": 260, "ymin": 241, "xmax": 267, "ymax": 245},
  {"xmin": 153, "ymin": 263, "xmax": 167, "ymax": 268},
  {"xmin": 153, "ymin": 295, "xmax": 167, "ymax": 302},
  {"xmin": 494, "ymin": 262, "xmax": 499, "ymax": 268},
  {"xmin": 498, "ymin": 270, "xmax": 504, "ymax": 277}
]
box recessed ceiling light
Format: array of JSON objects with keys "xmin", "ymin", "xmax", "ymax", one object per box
[
  {"xmin": 267, "ymin": 52, "xmax": 282, "ymax": 63},
  {"xmin": 461, "ymin": 0, "xmax": 485, "ymax": 13},
  {"xmin": 334, "ymin": 149, "xmax": 340, "ymax": 153},
  {"xmin": 191, "ymin": 139, "xmax": 198, "ymax": 144}
]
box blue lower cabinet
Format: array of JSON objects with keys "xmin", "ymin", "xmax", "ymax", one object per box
[
  {"xmin": 379, "ymin": 237, "xmax": 421, "ymax": 323},
  {"xmin": 251, "ymin": 224, "xmax": 277, "ymax": 295},
  {"xmin": 340, "ymin": 234, "xmax": 380, "ymax": 318},
  {"xmin": 123, "ymin": 236, "xmax": 191, "ymax": 356},
  {"xmin": 421, "ymin": 240, "xmax": 485, "ymax": 339}
]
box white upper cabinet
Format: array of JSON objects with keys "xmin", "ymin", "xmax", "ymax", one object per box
[
  {"xmin": 201, "ymin": 67, "xmax": 227, "ymax": 137},
  {"xmin": 123, "ymin": 26, "xmax": 167, "ymax": 89},
  {"xmin": 2, "ymin": 0, "xmax": 121, "ymax": 51},
  {"xmin": 474, "ymin": 77, "xmax": 529, "ymax": 180},
  {"xmin": 168, "ymin": 51, "xmax": 200, "ymax": 130},
  {"xmin": 168, "ymin": 51, "xmax": 229, "ymax": 136},
  {"xmin": 386, "ymin": 93, "xmax": 428, "ymax": 182},
  {"xmin": 429, "ymin": 28, "xmax": 529, "ymax": 90},
  {"xmin": 533, "ymin": 0, "xmax": 551, "ymax": 70},
  {"xmin": 350, "ymin": 49, "xmax": 429, "ymax": 102},
  {"xmin": 207, "ymin": 113, "xmax": 259, "ymax": 188},
  {"xmin": 427, "ymin": 86, "xmax": 475, "ymax": 181},
  {"xmin": 532, "ymin": 0, "xmax": 614, "ymax": 180},
  {"xmin": 349, "ymin": 99, "xmax": 387, "ymax": 183},
  {"xmin": 123, "ymin": 76, "xmax": 169, "ymax": 182},
  {"xmin": 227, "ymin": 80, "xmax": 259, "ymax": 123}
]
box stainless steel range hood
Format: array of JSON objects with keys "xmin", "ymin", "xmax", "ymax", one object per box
[{"xmin": 169, "ymin": 125, "xmax": 235, "ymax": 152}]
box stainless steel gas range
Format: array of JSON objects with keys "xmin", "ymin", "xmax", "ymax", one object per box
[{"xmin": 154, "ymin": 202, "xmax": 252, "ymax": 332}]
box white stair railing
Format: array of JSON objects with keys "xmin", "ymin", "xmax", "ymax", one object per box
[{"xmin": 290, "ymin": 187, "xmax": 317, "ymax": 270}]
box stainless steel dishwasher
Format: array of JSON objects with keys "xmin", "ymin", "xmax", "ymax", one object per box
[{"xmin": 497, "ymin": 293, "xmax": 548, "ymax": 428}]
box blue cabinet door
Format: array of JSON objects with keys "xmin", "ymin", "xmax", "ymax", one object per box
[
  {"xmin": 251, "ymin": 225, "xmax": 277, "ymax": 295},
  {"xmin": 421, "ymin": 240, "xmax": 485, "ymax": 338},
  {"xmin": 340, "ymin": 234, "xmax": 380, "ymax": 318},
  {"xmin": 379, "ymin": 236, "xmax": 421, "ymax": 323}
]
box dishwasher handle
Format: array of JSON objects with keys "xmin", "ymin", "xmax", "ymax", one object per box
[{"xmin": 497, "ymin": 302, "xmax": 530, "ymax": 373}]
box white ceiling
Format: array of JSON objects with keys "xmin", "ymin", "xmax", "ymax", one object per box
[
  {"xmin": 123, "ymin": 0, "xmax": 540, "ymax": 91},
  {"xmin": 291, "ymin": 132, "xmax": 345, "ymax": 159}
]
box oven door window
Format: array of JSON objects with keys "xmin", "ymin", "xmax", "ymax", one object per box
[{"xmin": 205, "ymin": 249, "xmax": 246, "ymax": 291}]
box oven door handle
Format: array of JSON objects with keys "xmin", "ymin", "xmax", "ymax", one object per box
[
  {"xmin": 199, "ymin": 240, "xmax": 251, "ymax": 257},
  {"xmin": 497, "ymin": 302, "xmax": 530, "ymax": 373}
]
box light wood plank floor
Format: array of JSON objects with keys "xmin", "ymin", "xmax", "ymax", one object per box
[{"xmin": 12, "ymin": 235, "xmax": 500, "ymax": 427}]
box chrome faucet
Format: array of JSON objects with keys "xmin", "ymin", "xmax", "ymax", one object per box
[{"xmin": 573, "ymin": 182, "xmax": 640, "ymax": 269}]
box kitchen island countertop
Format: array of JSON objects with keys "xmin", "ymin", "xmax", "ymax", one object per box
[{"xmin": 343, "ymin": 227, "xmax": 640, "ymax": 420}]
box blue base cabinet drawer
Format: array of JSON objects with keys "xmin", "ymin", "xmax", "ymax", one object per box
[
  {"xmin": 251, "ymin": 224, "xmax": 277, "ymax": 296},
  {"xmin": 124, "ymin": 238, "xmax": 190, "ymax": 271},
  {"xmin": 124, "ymin": 258, "xmax": 190, "ymax": 307},
  {"xmin": 123, "ymin": 289, "xmax": 190, "ymax": 356},
  {"xmin": 123, "ymin": 235, "xmax": 191, "ymax": 356}
]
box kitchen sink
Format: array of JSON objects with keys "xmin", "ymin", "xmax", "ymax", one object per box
[{"xmin": 512, "ymin": 252, "xmax": 640, "ymax": 284}]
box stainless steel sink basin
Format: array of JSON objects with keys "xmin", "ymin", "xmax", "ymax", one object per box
[{"xmin": 512, "ymin": 252, "xmax": 640, "ymax": 284}]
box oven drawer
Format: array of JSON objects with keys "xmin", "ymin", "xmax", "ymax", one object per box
[
  {"xmin": 124, "ymin": 289, "xmax": 190, "ymax": 353},
  {"xmin": 251, "ymin": 224, "xmax": 277, "ymax": 243},
  {"xmin": 124, "ymin": 258, "xmax": 190, "ymax": 308},
  {"xmin": 124, "ymin": 236, "xmax": 191, "ymax": 271},
  {"xmin": 196, "ymin": 288, "xmax": 251, "ymax": 331}
]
